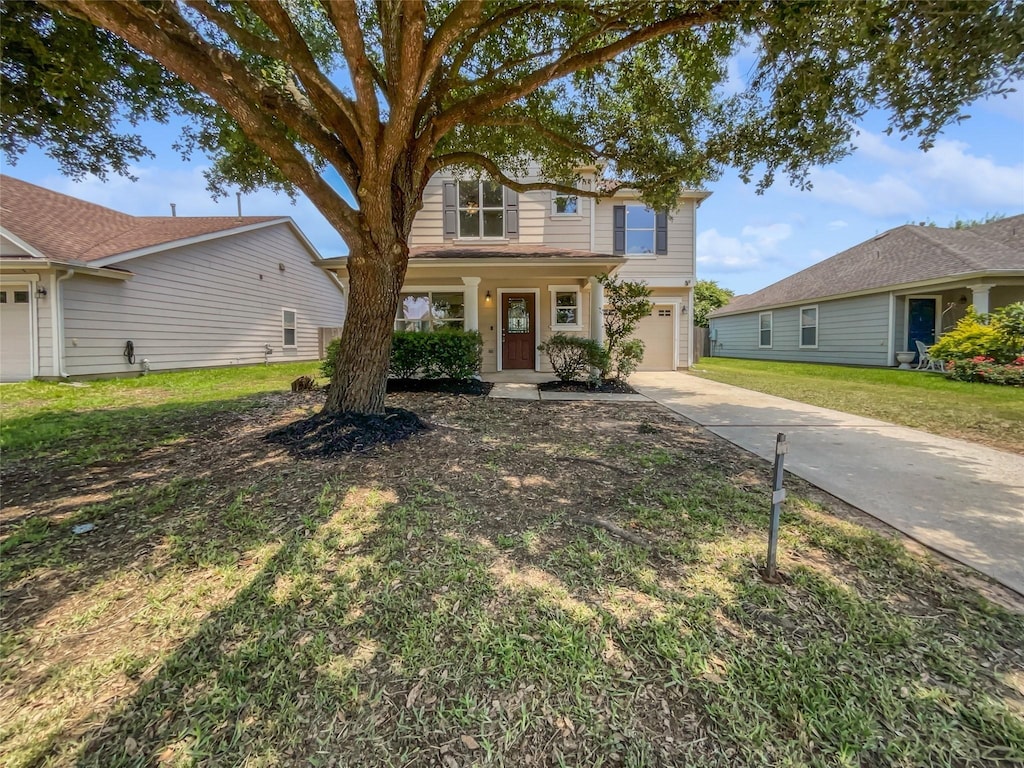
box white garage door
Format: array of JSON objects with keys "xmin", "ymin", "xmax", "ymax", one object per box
[
  {"xmin": 1, "ymin": 286, "xmax": 33, "ymax": 382},
  {"xmin": 634, "ymin": 304, "xmax": 676, "ymax": 371}
]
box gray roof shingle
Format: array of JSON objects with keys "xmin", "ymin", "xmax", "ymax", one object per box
[{"xmin": 711, "ymin": 216, "xmax": 1024, "ymax": 317}]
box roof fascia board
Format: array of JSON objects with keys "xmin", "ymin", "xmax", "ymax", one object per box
[
  {"xmin": 87, "ymin": 218, "xmax": 294, "ymax": 267},
  {"xmin": 0, "ymin": 258, "xmax": 133, "ymax": 279},
  {"xmin": 712, "ymin": 269, "xmax": 1024, "ymax": 318}
]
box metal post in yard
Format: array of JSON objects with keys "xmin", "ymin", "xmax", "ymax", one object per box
[{"xmin": 763, "ymin": 432, "xmax": 787, "ymax": 582}]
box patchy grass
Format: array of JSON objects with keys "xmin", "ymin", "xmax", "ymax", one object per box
[
  {"xmin": 0, "ymin": 361, "xmax": 320, "ymax": 465},
  {"xmin": 694, "ymin": 357, "xmax": 1024, "ymax": 454},
  {"xmin": 1, "ymin": 376, "xmax": 1022, "ymax": 767}
]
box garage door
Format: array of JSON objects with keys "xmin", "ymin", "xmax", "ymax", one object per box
[
  {"xmin": 634, "ymin": 304, "xmax": 676, "ymax": 371},
  {"xmin": 0, "ymin": 286, "xmax": 33, "ymax": 382}
]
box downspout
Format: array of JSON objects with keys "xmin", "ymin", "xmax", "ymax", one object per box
[{"xmin": 55, "ymin": 269, "xmax": 75, "ymax": 378}]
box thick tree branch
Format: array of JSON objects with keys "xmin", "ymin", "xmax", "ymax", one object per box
[
  {"xmin": 419, "ymin": 0, "xmax": 483, "ymax": 93},
  {"xmin": 430, "ymin": 152, "xmax": 622, "ymax": 198},
  {"xmin": 319, "ymin": 0, "xmax": 382, "ymax": 143},
  {"xmin": 48, "ymin": 0, "xmax": 360, "ymax": 241},
  {"xmin": 429, "ymin": 4, "xmax": 736, "ymax": 143}
]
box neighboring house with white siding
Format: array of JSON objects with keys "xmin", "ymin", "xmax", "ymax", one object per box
[
  {"xmin": 708, "ymin": 216, "xmax": 1024, "ymax": 367},
  {"xmin": 0, "ymin": 175, "xmax": 346, "ymax": 381},
  {"xmin": 322, "ymin": 169, "xmax": 710, "ymax": 374}
]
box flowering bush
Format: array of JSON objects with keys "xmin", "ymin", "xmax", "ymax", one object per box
[{"xmin": 945, "ymin": 355, "xmax": 1024, "ymax": 386}]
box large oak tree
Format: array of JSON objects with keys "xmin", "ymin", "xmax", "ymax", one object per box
[{"xmin": 3, "ymin": 0, "xmax": 1022, "ymax": 414}]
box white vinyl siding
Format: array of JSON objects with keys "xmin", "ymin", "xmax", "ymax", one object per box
[{"xmin": 60, "ymin": 224, "xmax": 346, "ymax": 376}]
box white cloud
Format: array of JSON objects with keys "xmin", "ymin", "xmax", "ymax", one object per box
[
  {"xmin": 827, "ymin": 219, "xmax": 848, "ymax": 229},
  {"xmin": 803, "ymin": 131, "xmax": 1024, "ymax": 217},
  {"xmin": 978, "ymin": 81, "xmax": 1024, "ymax": 123},
  {"xmin": 697, "ymin": 222, "xmax": 793, "ymax": 271}
]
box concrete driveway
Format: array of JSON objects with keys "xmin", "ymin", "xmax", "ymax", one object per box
[{"xmin": 632, "ymin": 371, "xmax": 1024, "ymax": 596}]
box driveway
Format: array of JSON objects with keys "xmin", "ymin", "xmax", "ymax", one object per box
[{"xmin": 631, "ymin": 371, "xmax": 1024, "ymax": 596}]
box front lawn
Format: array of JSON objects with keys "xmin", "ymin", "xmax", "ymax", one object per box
[
  {"xmin": 1, "ymin": 370, "xmax": 1022, "ymax": 767},
  {"xmin": 694, "ymin": 357, "xmax": 1024, "ymax": 454}
]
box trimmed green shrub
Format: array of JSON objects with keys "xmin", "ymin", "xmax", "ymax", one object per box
[
  {"xmin": 538, "ymin": 334, "xmax": 606, "ymax": 381},
  {"xmin": 928, "ymin": 309, "xmax": 1006, "ymax": 362},
  {"xmin": 614, "ymin": 338, "xmax": 645, "ymax": 381},
  {"xmin": 320, "ymin": 330, "xmax": 483, "ymax": 382},
  {"xmin": 946, "ymin": 356, "xmax": 1024, "ymax": 386}
]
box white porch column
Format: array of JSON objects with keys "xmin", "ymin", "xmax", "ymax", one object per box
[
  {"xmin": 588, "ymin": 275, "xmax": 605, "ymax": 346},
  {"xmin": 461, "ymin": 276, "xmax": 481, "ymax": 331},
  {"xmin": 969, "ymin": 283, "xmax": 995, "ymax": 318}
]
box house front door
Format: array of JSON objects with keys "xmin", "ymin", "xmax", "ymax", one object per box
[
  {"xmin": 908, "ymin": 297, "xmax": 937, "ymax": 362},
  {"xmin": 501, "ymin": 293, "xmax": 536, "ymax": 370}
]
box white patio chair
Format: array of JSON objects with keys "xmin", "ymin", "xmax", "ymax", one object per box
[{"xmin": 914, "ymin": 340, "xmax": 944, "ymax": 372}]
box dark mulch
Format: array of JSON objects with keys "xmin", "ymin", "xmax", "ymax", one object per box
[
  {"xmin": 386, "ymin": 378, "xmax": 493, "ymax": 395},
  {"xmin": 264, "ymin": 408, "xmax": 430, "ymax": 457},
  {"xmin": 539, "ymin": 379, "xmax": 639, "ymax": 394}
]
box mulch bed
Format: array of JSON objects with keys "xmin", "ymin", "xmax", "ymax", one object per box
[
  {"xmin": 539, "ymin": 379, "xmax": 639, "ymax": 394},
  {"xmin": 264, "ymin": 407, "xmax": 430, "ymax": 457},
  {"xmin": 386, "ymin": 378, "xmax": 493, "ymax": 395}
]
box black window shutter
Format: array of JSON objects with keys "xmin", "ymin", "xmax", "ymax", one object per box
[
  {"xmin": 443, "ymin": 180, "xmax": 457, "ymax": 239},
  {"xmin": 655, "ymin": 211, "xmax": 668, "ymax": 254},
  {"xmin": 613, "ymin": 205, "xmax": 625, "ymax": 254},
  {"xmin": 504, "ymin": 188, "xmax": 519, "ymax": 239}
]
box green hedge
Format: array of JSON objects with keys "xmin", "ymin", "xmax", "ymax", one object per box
[{"xmin": 321, "ymin": 329, "xmax": 482, "ymax": 381}]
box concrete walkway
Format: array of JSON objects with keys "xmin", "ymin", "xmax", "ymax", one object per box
[{"xmin": 631, "ymin": 371, "xmax": 1024, "ymax": 595}]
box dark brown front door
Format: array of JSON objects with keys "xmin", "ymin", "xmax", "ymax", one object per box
[{"xmin": 501, "ymin": 293, "xmax": 536, "ymax": 370}]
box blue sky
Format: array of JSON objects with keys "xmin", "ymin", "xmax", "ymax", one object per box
[{"xmin": 3, "ymin": 72, "xmax": 1021, "ymax": 298}]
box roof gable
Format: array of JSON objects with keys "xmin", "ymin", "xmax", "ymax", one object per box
[
  {"xmin": 0, "ymin": 175, "xmax": 280, "ymax": 264},
  {"xmin": 712, "ymin": 215, "xmax": 1024, "ymax": 317}
]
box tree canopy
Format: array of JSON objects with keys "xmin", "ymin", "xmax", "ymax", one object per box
[
  {"xmin": 3, "ymin": 0, "xmax": 1022, "ymax": 413},
  {"xmin": 693, "ymin": 279, "xmax": 735, "ymax": 327}
]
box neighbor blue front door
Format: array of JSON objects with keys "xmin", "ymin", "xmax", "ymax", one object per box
[{"xmin": 908, "ymin": 298, "xmax": 937, "ymax": 362}]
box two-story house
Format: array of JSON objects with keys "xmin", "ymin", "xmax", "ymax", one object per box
[{"xmin": 326, "ymin": 169, "xmax": 709, "ymax": 374}]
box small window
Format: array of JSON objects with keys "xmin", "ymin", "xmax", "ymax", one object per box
[
  {"xmin": 657, "ymin": 308, "xmax": 672, "ymax": 317},
  {"xmin": 282, "ymin": 309, "xmax": 297, "ymax": 347},
  {"xmin": 549, "ymin": 286, "xmax": 581, "ymax": 329},
  {"xmin": 800, "ymin": 305, "xmax": 818, "ymax": 348},
  {"xmin": 13, "ymin": 291, "xmax": 29, "ymax": 304},
  {"xmin": 458, "ymin": 179, "xmax": 504, "ymax": 238},
  {"xmin": 0, "ymin": 291, "xmax": 6, "ymax": 303},
  {"xmin": 759, "ymin": 312, "xmax": 773, "ymax": 348},
  {"xmin": 552, "ymin": 194, "xmax": 579, "ymax": 216},
  {"xmin": 625, "ymin": 205, "xmax": 656, "ymax": 255}
]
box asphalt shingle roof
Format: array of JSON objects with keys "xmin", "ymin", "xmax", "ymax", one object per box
[
  {"xmin": 0, "ymin": 175, "xmax": 279, "ymax": 264},
  {"xmin": 712, "ymin": 216, "xmax": 1024, "ymax": 317}
]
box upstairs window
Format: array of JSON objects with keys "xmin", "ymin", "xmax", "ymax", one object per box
[
  {"xmin": 625, "ymin": 206, "xmax": 656, "ymax": 255},
  {"xmin": 552, "ymin": 193, "xmax": 579, "ymax": 216},
  {"xmin": 800, "ymin": 305, "xmax": 818, "ymax": 348},
  {"xmin": 458, "ymin": 180, "xmax": 504, "ymax": 238}
]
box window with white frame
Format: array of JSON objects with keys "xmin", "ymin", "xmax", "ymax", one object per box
[
  {"xmin": 458, "ymin": 179, "xmax": 504, "ymax": 238},
  {"xmin": 758, "ymin": 312, "xmax": 772, "ymax": 348},
  {"xmin": 549, "ymin": 286, "xmax": 581, "ymax": 329},
  {"xmin": 396, "ymin": 291, "xmax": 465, "ymax": 331},
  {"xmin": 625, "ymin": 205, "xmax": 656, "ymax": 255},
  {"xmin": 800, "ymin": 305, "xmax": 818, "ymax": 348},
  {"xmin": 282, "ymin": 309, "xmax": 297, "ymax": 347},
  {"xmin": 551, "ymin": 193, "xmax": 579, "ymax": 216}
]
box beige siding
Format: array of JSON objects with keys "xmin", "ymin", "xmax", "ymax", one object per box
[
  {"xmin": 593, "ymin": 198, "xmax": 695, "ymax": 283},
  {"xmin": 409, "ymin": 178, "xmax": 446, "ymax": 246},
  {"xmin": 0, "ymin": 235, "xmax": 32, "ymax": 256},
  {"xmin": 61, "ymin": 224, "xmax": 346, "ymax": 376}
]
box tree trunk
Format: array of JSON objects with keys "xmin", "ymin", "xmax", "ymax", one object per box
[{"xmin": 324, "ymin": 236, "xmax": 407, "ymax": 415}]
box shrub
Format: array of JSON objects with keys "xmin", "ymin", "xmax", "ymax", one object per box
[
  {"xmin": 614, "ymin": 338, "xmax": 645, "ymax": 381},
  {"xmin": 538, "ymin": 334, "xmax": 607, "ymax": 381},
  {"xmin": 321, "ymin": 330, "xmax": 482, "ymax": 382},
  {"xmin": 598, "ymin": 273, "xmax": 652, "ymax": 379},
  {"xmin": 946, "ymin": 356, "xmax": 1024, "ymax": 386},
  {"xmin": 928, "ymin": 309, "xmax": 1007, "ymax": 362},
  {"xmin": 992, "ymin": 301, "xmax": 1024, "ymax": 356}
]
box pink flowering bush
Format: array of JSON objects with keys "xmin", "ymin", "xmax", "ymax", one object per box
[{"xmin": 946, "ymin": 355, "xmax": 1024, "ymax": 386}]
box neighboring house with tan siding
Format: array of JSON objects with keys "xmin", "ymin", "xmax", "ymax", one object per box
[
  {"xmin": 322, "ymin": 169, "xmax": 710, "ymax": 374},
  {"xmin": 0, "ymin": 175, "xmax": 346, "ymax": 381},
  {"xmin": 708, "ymin": 216, "xmax": 1024, "ymax": 367}
]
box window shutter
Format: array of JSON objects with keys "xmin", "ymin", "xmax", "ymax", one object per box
[
  {"xmin": 504, "ymin": 188, "xmax": 519, "ymax": 239},
  {"xmin": 443, "ymin": 180, "xmax": 457, "ymax": 239},
  {"xmin": 613, "ymin": 205, "xmax": 625, "ymax": 254},
  {"xmin": 655, "ymin": 211, "xmax": 668, "ymax": 254}
]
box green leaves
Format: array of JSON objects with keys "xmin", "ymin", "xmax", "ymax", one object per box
[{"xmin": 693, "ymin": 279, "xmax": 735, "ymax": 327}]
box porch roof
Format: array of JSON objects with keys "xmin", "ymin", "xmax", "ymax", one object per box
[{"xmin": 319, "ymin": 244, "xmax": 625, "ymax": 274}]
